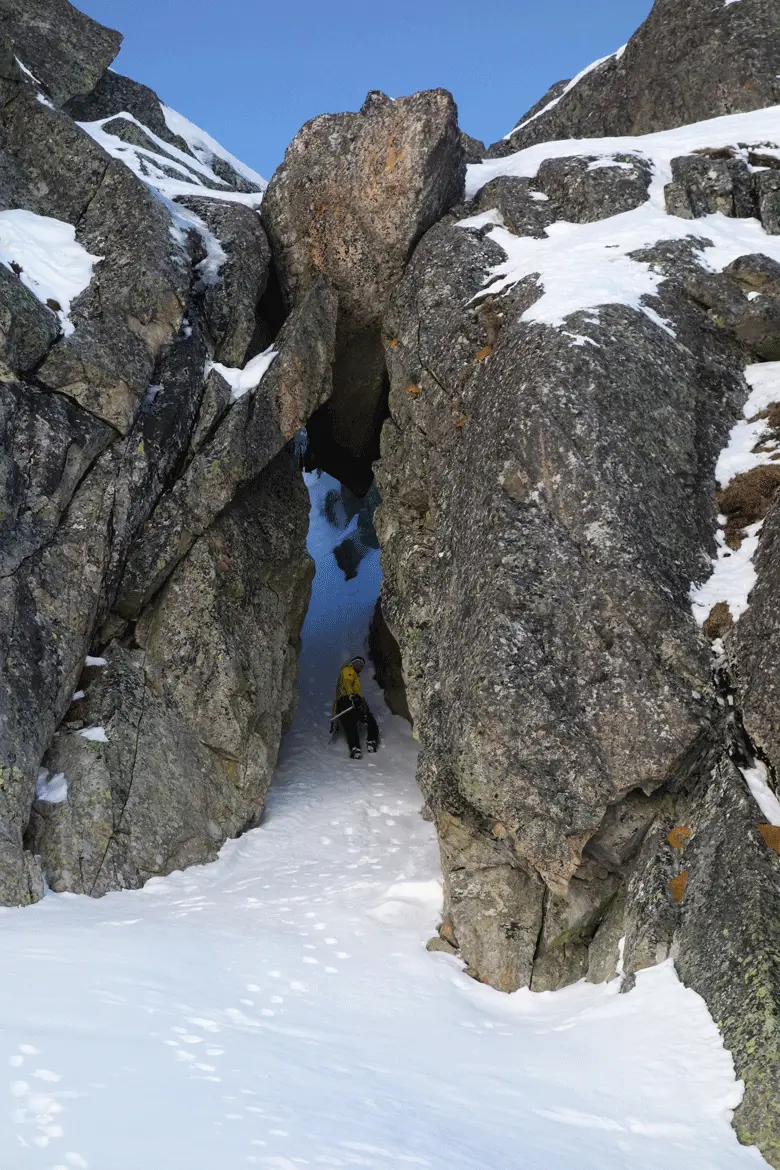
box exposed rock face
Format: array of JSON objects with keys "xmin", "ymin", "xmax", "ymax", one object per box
[
  {"xmin": 368, "ymin": 599, "xmax": 411, "ymax": 724},
  {"xmin": 262, "ymin": 89, "xmax": 465, "ymax": 474},
  {"xmin": 377, "ymin": 214, "xmax": 744, "ymax": 929},
  {"xmin": 0, "ymin": 0, "xmax": 122, "ymax": 107},
  {"xmin": 376, "ymin": 102, "xmax": 780, "ymax": 1162},
  {"xmin": 28, "ymin": 447, "xmax": 312, "ymax": 893},
  {"xmin": 618, "ymin": 752, "xmax": 780, "ymax": 1164},
  {"xmin": 0, "ymin": 8, "xmax": 329, "ymax": 902},
  {"xmin": 493, "ymin": 0, "xmax": 780, "ymax": 155}
]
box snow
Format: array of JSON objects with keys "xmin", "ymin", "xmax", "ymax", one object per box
[
  {"xmin": 0, "ymin": 469, "xmax": 767, "ymax": 1169},
  {"xmin": 161, "ymin": 105, "xmax": 267, "ymax": 192},
  {"xmin": 740, "ymin": 760, "xmax": 780, "ymax": 825},
  {"xmin": 471, "ymin": 107, "xmax": 780, "ymax": 200},
  {"xmin": 78, "ymin": 113, "xmax": 264, "ymax": 209},
  {"xmin": 75, "ymin": 726, "xmax": 108, "ymax": 743},
  {"xmin": 84, "ymin": 657, "xmax": 107, "ymax": 667},
  {"xmin": 691, "ymin": 362, "xmax": 780, "ymax": 626},
  {"xmin": 0, "ymin": 210, "xmax": 101, "ymax": 336},
  {"xmin": 462, "ymin": 107, "xmax": 780, "ymax": 336},
  {"xmin": 34, "ymin": 771, "xmax": 68, "ymax": 805},
  {"xmin": 455, "ymin": 207, "xmax": 506, "ymax": 230},
  {"xmin": 78, "ymin": 111, "xmax": 264, "ymax": 281},
  {"xmin": 206, "ymin": 347, "xmax": 278, "ymax": 402}
]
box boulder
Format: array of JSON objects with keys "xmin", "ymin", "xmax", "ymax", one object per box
[
  {"xmin": 0, "ymin": 0, "xmax": 121, "ymax": 107},
  {"xmin": 664, "ymin": 154, "xmax": 756, "ymax": 220},
  {"xmin": 262, "ymin": 88, "xmax": 464, "ymax": 466},
  {"xmin": 534, "ymin": 154, "xmax": 652, "ymax": 222}
]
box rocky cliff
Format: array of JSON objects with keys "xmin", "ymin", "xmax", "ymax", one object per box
[
  {"xmin": 3, "ymin": 0, "xmax": 780, "ymax": 1164},
  {"xmin": 0, "ymin": 0, "xmax": 336, "ymax": 901}
]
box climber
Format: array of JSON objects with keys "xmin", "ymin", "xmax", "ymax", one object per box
[{"xmin": 331, "ymin": 655, "xmax": 379, "ymax": 760}]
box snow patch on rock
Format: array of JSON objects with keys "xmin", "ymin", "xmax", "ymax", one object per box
[
  {"xmin": 464, "ymin": 107, "xmax": 780, "ymax": 335},
  {"xmin": 691, "ymin": 362, "xmax": 780, "ymax": 625},
  {"xmin": 35, "ymin": 770, "xmax": 68, "ymax": 804},
  {"xmin": 160, "ymin": 104, "xmax": 267, "ymax": 192},
  {"xmin": 76, "ymin": 726, "xmax": 109, "ymax": 743},
  {"xmin": 0, "ymin": 209, "xmax": 101, "ymax": 336},
  {"xmin": 206, "ymin": 346, "xmax": 278, "ymax": 401}
]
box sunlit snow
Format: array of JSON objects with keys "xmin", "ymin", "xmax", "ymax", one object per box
[
  {"xmin": 0, "ymin": 471, "xmax": 767, "ymax": 1169},
  {"xmin": 206, "ymin": 347, "xmax": 278, "ymax": 402},
  {"xmin": 463, "ymin": 107, "xmax": 780, "ymax": 336},
  {"xmin": 0, "ymin": 209, "xmax": 101, "ymax": 336},
  {"xmin": 691, "ymin": 362, "xmax": 780, "ymax": 626}
]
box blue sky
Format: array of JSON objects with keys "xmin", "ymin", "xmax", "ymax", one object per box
[{"xmin": 76, "ymin": 0, "xmax": 653, "ymax": 179}]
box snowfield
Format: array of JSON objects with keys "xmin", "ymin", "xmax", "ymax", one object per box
[
  {"xmin": 0, "ymin": 472, "xmax": 767, "ymax": 1169},
  {"xmin": 464, "ymin": 106, "xmax": 780, "ymax": 334}
]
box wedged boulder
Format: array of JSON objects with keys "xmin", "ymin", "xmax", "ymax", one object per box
[
  {"xmin": 375, "ymin": 212, "xmax": 747, "ymax": 981},
  {"xmin": 0, "ymin": 0, "xmax": 121, "ymax": 107},
  {"xmin": 262, "ymin": 88, "xmax": 464, "ymax": 465},
  {"xmin": 28, "ymin": 447, "xmax": 313, "ymax": 894},
  {"xmin": 493, "ymin": 0, "xmax": 780, "ymax": 154},
  {"xmin": 115, "ymin": 278, "xmax": 337, "ymax": 617}
]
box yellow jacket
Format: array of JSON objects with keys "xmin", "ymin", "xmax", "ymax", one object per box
[{"xmin": 333, "ymin": 664, "xmax": 362, "ymax": 714}]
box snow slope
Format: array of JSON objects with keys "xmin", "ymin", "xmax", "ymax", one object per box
[
  {"xmin": 464, "ymin": 107, "xmax": 780, "ymax": 335},
  {"xmin": 0, "ymin": 472, "xmax": 766, "ymax": 1170}
]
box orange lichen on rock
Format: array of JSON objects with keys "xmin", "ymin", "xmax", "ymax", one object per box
[
  {"xmin": 670, "ymin": 872, "xmax": 690, "ymax": 903},
  {"xmin": 667, "ymin": 825, "xmax": 693, "ymax": 849},
  {"xmin": 476, "ymin": 345, "xmax": 493, "ymax": 361},
  {"xmin": 389, "ymin": 337, "xmax": 399, "ymax": 349},
  {"xmin": 758, "ymin": 824, "xmax": 780, "ymax": 854},
  {"xmin": 407, "ymin": 384, "xmax": 420, "ymax": 396}
]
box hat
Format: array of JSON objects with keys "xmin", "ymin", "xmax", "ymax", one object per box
[{"xmin": 350, "ymin": 655, "xmax": 366, "ymax": 667}]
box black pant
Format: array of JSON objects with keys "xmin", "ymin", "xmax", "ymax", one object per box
[{"xmin": 334, "ymin": 696, "xmax": 379, "ymax": 753}]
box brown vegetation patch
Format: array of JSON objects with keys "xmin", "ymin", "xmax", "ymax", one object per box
[
  {"xmin": 703, "ymin": 601, "xmax": 733, "ymax": 641},
  {"xmin": 670, "ymin": 872, "xmax": 690, "ymax": 903},
  {"xmin": 476, "ymin": 345, "xmax": 493, "ymax": 361},
  {"xmin": 667, "ymin": 825, "xmax": 693, "ymax": 850},
  {"xmin": 717, "ymin": 465, "xmax": 780, "ymax": 547},
  {"xmin": 760, "ymin": 402, "xmax": 780, "ymax": 432},
  {"xmin": 748, "ymin": 151, "xmax": 780, "ymax": 171},
  {"xmin": 758, "ymin": 824, "xmax": 780, "ymax": 855}
]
